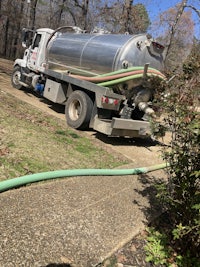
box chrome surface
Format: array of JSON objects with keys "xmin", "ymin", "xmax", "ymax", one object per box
[{"xmin": 47, "ymin": 33, "xmax": 164, "ymax": 75}]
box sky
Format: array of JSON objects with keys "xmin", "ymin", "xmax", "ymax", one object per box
[{"xmin": 134, "ymin": 0, "xmax": 200, "ymax": 38}]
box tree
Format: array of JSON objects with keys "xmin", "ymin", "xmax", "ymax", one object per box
[
  {"xmin": 122, "ymin": 0, "xmax": 149, "ymax": 34},
  {"xmin": 37, "ymin": 0, "xmax": 91, "ymax": 31},
  {"xmin": 96, "ymin": 0, "xmax": 149, "ymax": 33},
  {"xmin": 0, "ymin": 0, "xmax": 198, "ymax": 61},
  {"xmin": 153, "ymin": 1, "xmax": 195, "ymax": 70},
  {"xmin": 128, "ymin": 3, "xmax": 150, "ymax": 33},
  {"xmin": 0, "ymin": 0, "xmax": 27, "ymax": 58},
  {"xmin": 29, "ymin": 0, "xmax": 39, "ymax": 30},
  {"xmin": 123, "ymin": 0, "xmax": 134, "ymax": 33},
  {"xmin": 164, "ymin": 0, "xmax": 190, "ymax": 66},
  {"xmin": 0, "ymin": 0, "xmax": 149, "ymax": 58},
  {"xmin": 150, "ymin": 0, "xmax": 200, "ymax": 71}
]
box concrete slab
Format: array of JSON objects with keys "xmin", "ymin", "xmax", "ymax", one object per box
[{"xmin": 0, "ymin": 170, "xmax": 165, "ymax": 267}]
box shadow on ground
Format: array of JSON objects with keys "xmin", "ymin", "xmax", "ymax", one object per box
[
  {"xmin": 133, "ymin": 173, "xmax": 166, "ymax": 222},
  {"xmin": 94, "ymin": 132, "xmax": 163, "ymax": 148},
  {"xmin": 100, "ymin": 172, "xmax": 167, "ymax": 267}
]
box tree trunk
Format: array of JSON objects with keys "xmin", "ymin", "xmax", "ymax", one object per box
[
  {"xmin": 165, "ymin": 0, "xmax": 188, "ymax": 64},
  {"xmin": 83, "ymin": 0, "xmax": 89, "ymax": 30},
  {"xmin": 3, "ymin": 17, "xmax": 9, "ymax": 56},
  {"xmin": 74, "ymin": 0, "xmax": 90, "ymax": 30},
  {"xmin": 57, "ymin": 0, "xmax": 67, "ymax": 27},
  {"xmin": 124, "ymin": 0, "xmax": 134, "ymax": 33},
  {"xmin": 30, "ymin": 0, "xmax": 38, "ymax": 30}
]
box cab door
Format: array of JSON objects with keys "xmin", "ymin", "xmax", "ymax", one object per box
[{"xmin": 27, "ymin": 33, "xmax": 42, "ymax": 71}]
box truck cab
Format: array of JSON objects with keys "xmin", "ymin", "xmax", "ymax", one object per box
[
  {"xmin": 26, "ymin": 28, "xmax": 53, "ymax": 71},
  {"xmin": 12, "ymin": 28, "xmax": 53, "ymax": 90}
]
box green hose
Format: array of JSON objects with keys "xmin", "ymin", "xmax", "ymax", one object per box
[
  {"xmin": 98, "ymin": 72, "xmax": 165, "ymax": 87},
  {"xmin": 96, "ymin": 66, "xmax": 155, "ymax": 77},
  {"xmin": 70, "ymin": 69, "xmax": 165, "ymax": 83},
  {"xmin": 70, "ymin": 66, "xmax": 165, "ymax": 82},
  {"xmin": 0, "ymin": 163, "xmax": 169, "ymax": 193}
]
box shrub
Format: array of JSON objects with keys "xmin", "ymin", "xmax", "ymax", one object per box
[{"xmin": 145, "ymin": 41, "xmax": 200, "ymax": 266}]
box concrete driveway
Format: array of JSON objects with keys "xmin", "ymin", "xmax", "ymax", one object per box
[{"xmin": 0, "ymin": 167, "xmax": 165, "ymax": 267}]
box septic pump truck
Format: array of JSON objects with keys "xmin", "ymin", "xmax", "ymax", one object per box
[{"xmin": 11, "ymin": 26, "xmax": 165, "ymax": 138}]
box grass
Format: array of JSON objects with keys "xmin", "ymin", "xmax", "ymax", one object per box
[{"xmin": 0, "ymin": 90, "xmax": 129, "ymax": 181}]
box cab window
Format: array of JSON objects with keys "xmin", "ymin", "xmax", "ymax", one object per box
[{"xmin": 32, "ymin": 34, "xmax": 41, "ymax": 49}]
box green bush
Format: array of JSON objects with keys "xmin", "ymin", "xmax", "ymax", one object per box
[{"xmin": 145, "ymin": 41, "xmax": 200, "ymax": 267}]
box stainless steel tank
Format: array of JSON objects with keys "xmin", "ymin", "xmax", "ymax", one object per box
[{"xmin": 47, "ymin": 32, "xmax": 164, "ymax": 76}]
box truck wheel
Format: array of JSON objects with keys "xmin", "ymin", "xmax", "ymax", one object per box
[
  {"xmin": 11, "ymin": 66, "xmax": 23, "ymax": 89},
  {"xmin": 65, "ymin": 90, "xmax": 93, "ymax": 130}
]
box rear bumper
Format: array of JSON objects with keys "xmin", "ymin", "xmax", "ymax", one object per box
[{"xmin": 92, "ymin": 117, "xmax": 151, "ymax": 138}]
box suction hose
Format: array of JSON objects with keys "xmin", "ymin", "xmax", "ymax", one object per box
[
  {"xmin": 97, "ymin": 72, "xmax": 164, "ymax": 87},
  {"xmin": 70, "ymin": 68, "xmax": 165, "ymax": 83},
  {"xmin": 0, "ymin": 163, "xmax": 169, "ymax": 193}
]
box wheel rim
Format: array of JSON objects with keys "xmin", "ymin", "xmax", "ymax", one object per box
[
  {"xmin": 13, "ymin": 70, "xmax": 21, "ymax": 86},
  {"xmin": 68, "ymin": 99, "xmax": 82, "ymax": 121}
]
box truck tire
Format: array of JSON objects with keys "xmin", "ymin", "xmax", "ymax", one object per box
[
  {"xmin": 11, "ymin": 66, "xmax": 23, "ymax": 90},
  {"xmin": 65, "ymin": 90, "xmax": 93, "ymax": 130}
]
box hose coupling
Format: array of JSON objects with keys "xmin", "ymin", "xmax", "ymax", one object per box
[{"xmin": 138, "ymin": 102, "xmax": 155, "ymax": 117}]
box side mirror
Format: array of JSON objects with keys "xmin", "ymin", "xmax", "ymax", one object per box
[{"xmin": 22, "ymin": 28, "xmax": 34, "ymax": 48}]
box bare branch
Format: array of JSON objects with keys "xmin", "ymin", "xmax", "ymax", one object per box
[
  {"xmin": 74, "ymin": 0, "xmax": 82, "ymax": 9},
  {"xmin": 185, "ymin": 5, "xmax": 200, "ymax": 18}
]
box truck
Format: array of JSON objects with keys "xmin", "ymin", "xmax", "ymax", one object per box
[{"xmin": 11, "ymin": 26, "xmax": 165, "ymax": 138}]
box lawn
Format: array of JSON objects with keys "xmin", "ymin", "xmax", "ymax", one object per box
[{"xmin": 0, "ymin": 90, "xmax": 128, "ymax": 181}]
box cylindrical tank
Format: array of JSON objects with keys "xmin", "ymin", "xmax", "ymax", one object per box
[{"xmin": 47, "ymin": 32, "xmax": 164, "ymax": 76}]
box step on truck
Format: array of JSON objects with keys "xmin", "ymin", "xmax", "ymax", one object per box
[{"xmin": 11, "ymin": 26, "xmax": 165, "ymax": 138}]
